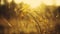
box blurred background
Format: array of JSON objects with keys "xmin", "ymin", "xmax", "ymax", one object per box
[{"xmin": 0, "ymin": 0, "xmax": 60, "ymax": 34}]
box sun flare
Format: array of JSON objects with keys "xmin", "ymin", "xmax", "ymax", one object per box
[
  {"xmin": 7, "ymin": 0, "xmax": 60, "ymax": 8},
  {"xmin": 42, "ymin": 0, "xmax": 54, "ymax": 6},
  {"xmin": 14, "ymin": 0, "xmax": 42, "ymax": 8},
  {"xmin": 7, "ymin": 0, "xmax": 12, "ymax": 3},
  {"xmin": 23, "ymin": 0, "xmax": 42, "ymax": 8},
  {"xmin": 14, "ymin": 0, "xmax": 23, "ymax": 4},
  {"xmin": 56, "ymin": 0, "xmax": 60, "ymax": 6}
]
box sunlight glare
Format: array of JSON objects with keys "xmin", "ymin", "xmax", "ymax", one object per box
[
  {"xmin": 14, "ymin": 0, "xmax": 42, "ymax": 8},
  {"xmin": 56, "ymin": 0, "xmax": 60, "ymax": 6},
  {"xmin": 42, "ymin": 0, "xmax": 53, "ymax": 6},
  {"xmin": 7, "ymin": 0, "xmax": 12, "ymax": 3},
  {"xmin": 14, "ymin": 0, "xmax": 23, "ymax": 4},
  {"xmin": 23, "ymin": 0, "xmax": 42, "ymax": 8},
  {"xmin": 1, "ymin": 0, "xmax": 4, "ymax": 5},
  {"xmin": 14, "ymin": 0, "xmax": 60, "ymax": 8}
]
